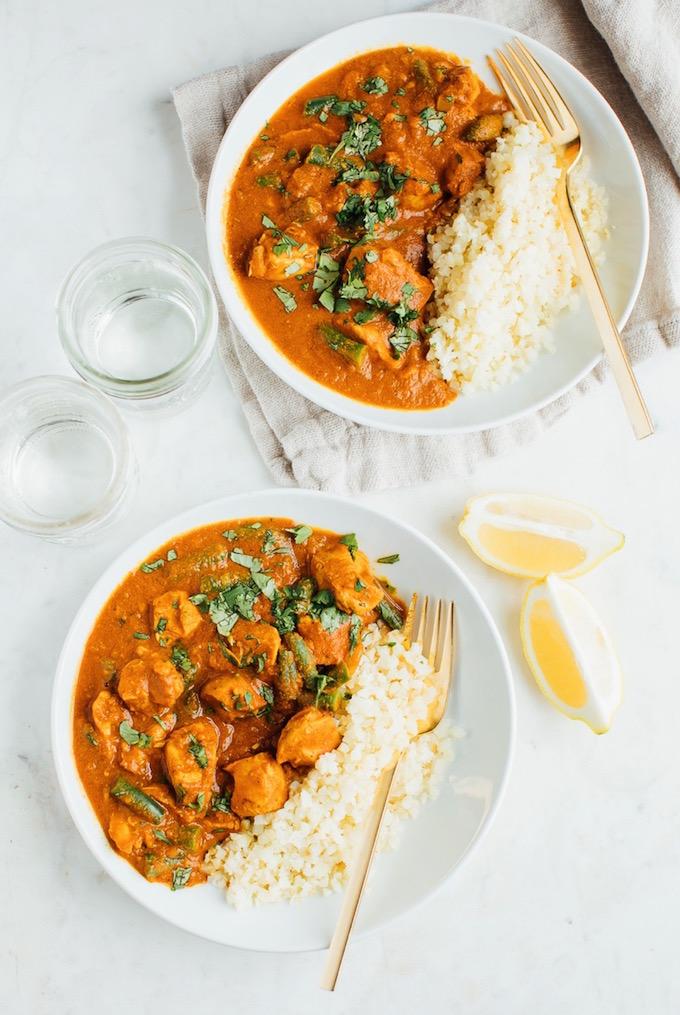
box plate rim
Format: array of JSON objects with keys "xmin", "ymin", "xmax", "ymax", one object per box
[
  {"xmin": 50, "ymin": 486, "xmax": 516, "ymax": 951},
  {"xmin": 205, "ymin": 10, "xmax": 649, "ymax": 436}
]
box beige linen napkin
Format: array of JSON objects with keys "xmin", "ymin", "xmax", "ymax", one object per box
[{"xmin": 173, "ymin": 0, "xmax": 680, "ymax": 493}]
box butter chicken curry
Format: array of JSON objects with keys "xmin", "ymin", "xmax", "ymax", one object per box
[
  {"xmin": 225, "ymin": 46, "xmax": 508, "ymax": 409},
  {"xmin": 73, "ymin": 519, "xmax": 404, "ymax": 889}
]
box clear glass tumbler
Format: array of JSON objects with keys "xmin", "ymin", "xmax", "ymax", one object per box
[
  {"xmin": 57, "ymin": 237, "xmax": 217, "ymax": 410},
  {"xmin": 0, "ymin": 376, "xmax": 136, "ymax": 541}
]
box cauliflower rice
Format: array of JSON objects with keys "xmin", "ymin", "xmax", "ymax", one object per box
[
  {"xmin": 427, "ymin": 115, "xmax": 608, "ymax": 392},
  {"xmin": 204, "ymin": 625, "xmax": 454, "ymax": 908}
]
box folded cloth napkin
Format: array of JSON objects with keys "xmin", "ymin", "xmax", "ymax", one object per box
[{"xmin": 173, "ymin": 0, "xmax": 680, "ymax": 493}]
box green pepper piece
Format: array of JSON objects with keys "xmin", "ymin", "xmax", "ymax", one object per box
[
  {"xmin": 110, "ymin": 777, "xmax": 166, "ymax": 825},
  {"xmin": 319, "ymin": 324, "xmax": 367, "ymax": 367}
]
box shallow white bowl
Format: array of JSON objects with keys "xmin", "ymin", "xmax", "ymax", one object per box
[
  {"xmin": 51, "ymin": 489, "xmax": 515, "ymax": 951},
  {"xmin": 206, "ymin": 12, "xmax": 648, "ymax": 435}
]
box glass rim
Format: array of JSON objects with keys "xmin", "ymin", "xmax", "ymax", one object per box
[
  {"xmin": 56, "ymin": 237, "xmax": 218, "ymax": 399},
  {"xmin": 0, "ymin": 374, "xmax": 135, "ymax": 537}
]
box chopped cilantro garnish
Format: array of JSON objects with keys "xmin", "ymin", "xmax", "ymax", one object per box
[
  {"xmin": 349, "ymin": 614, "xmax": 362, "ymax": 651},
  {"xmin": 335, "ymin": 114, "xmax": 382, "ymax": 160},
  {"xmin": 340, "ymin": 533, "xmax": 358, "ymax": 558},
  {"xmin": 272, "ymin": 286, "xmax": 297, "ymax": 313},
  {"xmin": 262, "ymin": 529, "xmax": 277, "ymax": 554},
  {"xmin": 419, "ymin": 106, "xmax": 446, "ymax": 136},
  {"xmin": 251, "ymin": 571, "xmax": 276, "ymax": 600},
  {"xmin": 166, "ymin": 548, "xmax": 177, "ymax": 561},
  {"xmin": 188, "ymin": 734, "xmax": 208, "ymax": 769},
  {"xmin": 119, "ymin": 721, "xmax": 152, "ymax": 748},
  {"xmin": 338, "ymin": 259, "xmax": 368, "ymax": 301},
  {"xmin": 378, "ymin": 598, "xmax": 403, "ymax": 630},
  {"xmin": 133, "ymin": 631, "xmax": 150, "ymax": 640},
  {"xmin": 312, "ymin": 251, "xmax": 340, "ymax": 309},
  {"xmin": 287, "ymin": 524, "xmax": 313, "ymax": 544},
  {"xmin": 363, "ymin": 76, "xmax": 388, "ymax": 95},
  {"xmin": 377, "ymin": 553, "xmax": 400, "ymax": 564},
  {"xmin": 171, "ymin": 867, "xmax": 192, "ymax": 891},
  {"xmin": 230, "ymin": 549, "xmax": 260, "ymax": 571},
  {"xmin": 211, "ymin": 793, "xmax": 232, "ymax": 813},
  {"xmin": 140, "ymin": 558, "xmax": 164, "ymax": 574},
  {"xmin": 171, "ymin": 644, "xmax": 197, "ymax": 678},
  {"xmin": 304, "ymin": 94, "xmax": 366, "ymax": 121},
  {"xmin": 261, "ymin": 214, "xmax": 300, "ymax": 256}
]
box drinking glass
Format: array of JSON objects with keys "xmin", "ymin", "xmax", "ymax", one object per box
[
  {"xmin": 57, "ymin": 237, "xmax": 217, "ymax": 410},
  {"xmin": 0, "ymin": 376, "xmax": 136, "ymax": 541}
]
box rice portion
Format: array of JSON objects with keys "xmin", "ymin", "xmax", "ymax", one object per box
[
  {"xmin": 427, "ymin": 114, "xmax": 608, "ymax": 392},
  {"xmin": 204, "ymin": 625, "xmax": 454, "ymax": 908}
]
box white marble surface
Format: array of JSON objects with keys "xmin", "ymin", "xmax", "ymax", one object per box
[{"xmin": 1, "ymin": 1, "xmax": 679, "ymax": 1012}]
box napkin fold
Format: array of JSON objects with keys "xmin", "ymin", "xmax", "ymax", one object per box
[{"xmin": 173, "ymin": 0, "xmax": 680, "ymax": 493}]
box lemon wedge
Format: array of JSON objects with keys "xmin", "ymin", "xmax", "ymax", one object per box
[
  {"xmin": 520, "ymin": 576, "xmax": 622, "ymax": 733},
  {"xmin": 458, "ymin": 493, "xmax": 624, "ymax": 578}
]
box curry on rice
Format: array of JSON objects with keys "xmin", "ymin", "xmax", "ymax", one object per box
[{"xmin": 73, "ymin": 519, "xmax": 404, "ymax": 890}]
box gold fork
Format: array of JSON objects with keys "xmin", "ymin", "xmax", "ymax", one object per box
[
  {"xmin": 489, "ymin": 39, "xmax": 654, "ymax": 441},
  {"xmin": 320, "ymin": 595, "xmax": 456, "ymax": 991}
]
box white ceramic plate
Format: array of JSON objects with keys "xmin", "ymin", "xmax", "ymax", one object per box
[
  {"xmin": 206, "ymin": 12, "xmax": 648, "ymax": 435},
  {"xmin": 52, "ymin": 489, "xmax": 515, "ymax": 952}
]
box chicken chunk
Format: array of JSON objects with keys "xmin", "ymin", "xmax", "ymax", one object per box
[
  {"xmin": 91, "ymin": 689, "xmax": 128, "ymax": 738},
  {"xmin": 278, "ymin": 124, "xmax": 335, "ymax": 155},
  {"xmin": 151, "ymin": 590, "xmax": 203, "ymax": 645},
  {"xmin": 143, "ymin": 712, "xmax": 177, "ymax": 747},
  {"xmin": 117, "ymin": 654, "xmax": 184, "ymax": 715},
  {"xmin": 343, "ymin": 315, "xmax": 405, "ymax": 370},
  {"xmin": 444, "ymin": 64, "xmax": 481, "ymax": 107},
  {"xmin": 382, "ymin": 152, "xmax": 440, "ymax": 213},
  {"xmin": 297, "ymin": 614, "xmax": 350, "ymax": 666},
  {"xmin": 276, "ymin": 707, "xmax": 342, "ymax": 768},
  {"xmin": 200, "ymin": 674, "xmax": 269, "ymax": 720},
  {"xmin": 227, "ymin": 752, "xmax": 288, "ymax": 817},
  {"xmin": 351, "ymin": 246, "xmax": 432, "ymax": 310},
  {"xmin": 119, "ymin": 743, "xmax": 151, "ymax": 780},
  {"xmin": 164, "ymin": 717, "xmax": 218, "ymax": 812},
  {"xmin": 108, "ymin": 808, "xmax": 144, "ymax": 856},
  {"xmin": 224, "ymin": 619, "xmax": 281, "ymax": 676},
  {"xmin": 248, "ymin": 227, "xmax": 318, "ymax": 281},
  {"xmin": 310, "ymin": 545, "xmax": 384, "ymax": 617},
  {"xmin": 443, "ymin": 141, "xmax": 485, "ymax": 199}
]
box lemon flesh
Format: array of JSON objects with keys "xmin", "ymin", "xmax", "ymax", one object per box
[
  {"xmin": 521, "ymin": 576, "xmax": 622, "ymax": 733},
  {"xmin": 460, "ymin": 493, "xmax": 624, "ymax": 579}
]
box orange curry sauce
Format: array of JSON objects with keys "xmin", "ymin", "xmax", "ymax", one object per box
[{"xmin": 225, "ymin": 46, "xmax": 508, "ymax": 409}]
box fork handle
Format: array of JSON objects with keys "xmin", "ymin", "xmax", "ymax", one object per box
[
  {"xmin": 558, "ymin": 181, "xmax": 654, "ymax": 440},
  {"xmin": 320, "ymin": 759, "xmax": 400, "ymax": 991}
]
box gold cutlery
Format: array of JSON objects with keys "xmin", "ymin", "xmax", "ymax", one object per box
[
  {"xmin": 490, "ymin": 39, "xmax": 654, "ymax": 440},
  {"xmin": 321, "ymin": 595, "xmax": 457, "ymax": 991}
]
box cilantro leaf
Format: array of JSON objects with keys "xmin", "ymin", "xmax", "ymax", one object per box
[
  {"xmin": 340, "ymin": 533, "xmax": 358, "ymax": 559},
  {"xmin": 140, "ymin": 558, "xmax": 164, "ymax": 574},
  {"xmin": 171, "ymin": 867, "xmax": 192, "ymax": 891},
  {"xmin": 119, "ymin": 721, "xmax": 152, "ymax": 748},
  {"xmin": 363, "ymin": 76, "xmax": 388, "ymax": 95},
  {"xmin": 378, "ymin": 598, "xmax": 403, "ymax": 630},
  {"xmin": 272, "ymin": 286, "xmax": 297, "ymax": 313},
  {"xmin": 419, "ymin": 107, "xmax": 446, "ymax": 136},
  {"xmin": 188, "ymin": 734, "xmax": 208, "ymax": 769}
]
